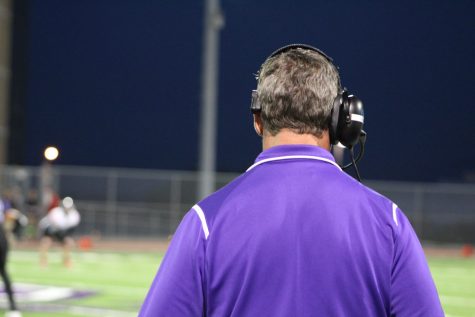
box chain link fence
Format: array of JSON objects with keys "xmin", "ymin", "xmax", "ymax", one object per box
[{"xmin": 1, "ymin": 165, "xmax": 474, "ymax": 243}]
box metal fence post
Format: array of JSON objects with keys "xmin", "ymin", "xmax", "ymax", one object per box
[
  {"xmin": 169, "ymin": 175, "xmax": 182, "ymax": 235},
  {"xmin": 106, "ymin": 171, "xmax": 118, "ymax": 236},
  {"xmin": 413, "ymin": 185, "xmax": 424, "ymax": 238}
]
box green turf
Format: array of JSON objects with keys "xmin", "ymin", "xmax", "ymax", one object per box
[
  {"xmin": 3, "ymin": 250, "xmax": 475, "ymax": 316},
  {"xmin": 428, "ymin": 257, "xmax": 475, "ymax": 317},
  {"xmin": 7, "ymin": 250, "xmax": 162, "ymax": 317}
]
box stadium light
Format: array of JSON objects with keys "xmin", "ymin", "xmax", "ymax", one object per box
[
  {"xmin": 198, "ymin": 0, "xmax": 224, "ymax": 200},
  {"xmin": 44, "ymin": 146, "xmax": 59, "ymax": 161}
]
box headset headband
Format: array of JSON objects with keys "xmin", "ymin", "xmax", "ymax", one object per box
[
  {"xmin": 255, "ymin": 44, "xmax": 337, "ymax": 80},
  {"xmin": 267, "ymin": 44, "xmax": 334, "ymax": 63}
]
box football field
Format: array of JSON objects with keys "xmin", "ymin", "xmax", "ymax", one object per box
[{"xmin": 3, "ymin": 249, "xmax": 475, "ymax": 317}]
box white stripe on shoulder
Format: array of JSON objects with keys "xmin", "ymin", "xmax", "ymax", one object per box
[
  {"xmin": 246, "ymin": 155, "xmax": 342, "ymax": 172},
  {"xmin": 192, "ymin": 204, "xmax": 210, "ymax": 239},
  {"xmin": 392, "ymin": 203, "xmax": 399, "ymax": 226}
]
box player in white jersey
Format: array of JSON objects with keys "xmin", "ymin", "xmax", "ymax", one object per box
[{"xmin": 39, "ymin": 197, "xmax": 80, "ymax": 267}]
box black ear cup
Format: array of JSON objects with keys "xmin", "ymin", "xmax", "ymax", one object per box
[
  {"xmin": 330, "ymin": 90, "xmax": 345, "ymax": 145},
  {"xmin": 339, "ymin": 94, "xmax": 364, "ymax": 148},
  {"xmin": 330, "ymin": 90, "xmax": 364, "ymax": 148}
]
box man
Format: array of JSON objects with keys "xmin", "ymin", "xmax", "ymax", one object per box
[
  {"xmin": 39, "ymin": 196, "xmax": 80, "ymax": 267},
  {"xmin": 0, "ymin": 198, "xmax": 22, "ymax": 317},
  {"xmin": 140, "ymin": 44, "xmax": 444, "ymax": 316}
]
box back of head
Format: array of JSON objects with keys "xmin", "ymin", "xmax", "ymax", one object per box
[{"xmin": 256, "ymin": 48, "xmax": 340, "ymax": 137}]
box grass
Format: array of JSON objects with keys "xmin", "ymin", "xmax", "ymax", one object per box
[
  {"xmin": 7, "ymin": 250, "xmax": 162, "ymax": 317},
  {"xmin": 3, "ymin": 250, "xmax": 475, "ymax": 317},
  {"xmin": 429, "ymin": 257, "xmax": 475, "ymax": 317}
]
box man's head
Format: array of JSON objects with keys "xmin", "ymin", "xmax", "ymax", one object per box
[{"xmin": 253, "ymin": 46, "xmax": 340, "ymax": 146}]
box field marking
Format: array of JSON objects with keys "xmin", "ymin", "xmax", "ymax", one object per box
[
  {"xmin": 69, "ymin": 281, "xmax": 148, "ymax": 291},
  {"xmin": 440, "ymin": 295, "xmax": 475, "ymax": 309},
  {"xmin": 0, "ymin": 283, "xmax": 75, "ymax": 303},
  {"xmin": 9, "ymin": 279, "xmax": 147, "ymax": 298},
  {"xmin": 11, "ymin": 250, "xmax": 155, "ymax": 259},
  {"xmin": 0, "ymin": 283, "xmax": 137, "ymax": 316},
  {"xmin": 433, "ymin": 268, "xmax": 475, "ymax": 275},
  {"xmin": 19, "ymin": 286, "xmax": 74, "ymax": 302},
  {"xmin": 67, "ymin": 305, "xmax": 137, "ymax": 317},
  {"xmin": 434, "ymin": 282, "xmax": 475, "ymax": 294}
]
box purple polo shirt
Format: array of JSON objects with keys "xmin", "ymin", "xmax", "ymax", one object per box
[{"xmin": 139, "ymin": 145, "xmax": 444, "ymax": 317}]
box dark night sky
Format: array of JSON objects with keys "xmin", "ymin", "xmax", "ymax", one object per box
[{"xmin": 16, "ymin": 0, "xmax": 475, "ymax": 182}]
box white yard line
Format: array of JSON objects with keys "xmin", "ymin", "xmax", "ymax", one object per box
[
  {"xmin": 67, "ymin": 305, "xmax": 137, "ymax": 317},
  {"xmin": 440, "ymin": 295, "xmax": 475, "ymax": 309},
  {"xmin": 0, "ymin": 283, "xmax": 75, "ymax": 303}
]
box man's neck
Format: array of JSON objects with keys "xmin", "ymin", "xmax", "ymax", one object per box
[{"xmin": 262, "ymin": 129, "xmax": 331, "ymax": 151}]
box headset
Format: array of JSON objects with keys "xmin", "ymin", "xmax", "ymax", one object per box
[{"xmin": 250, "ymin": 44, "xmax": 367, "ymax": 181}]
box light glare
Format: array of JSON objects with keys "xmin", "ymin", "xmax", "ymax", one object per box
[{"xmin": 44, "ymin": 146, "xmax": 59, "ymax": 161}]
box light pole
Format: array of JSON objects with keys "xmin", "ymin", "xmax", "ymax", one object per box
[
  {"xmin": 40, "ymin": 146, "xmax": 59, "ymax": 212},
  {"xmin": 198, "ymin": 0, "xmax": 224, "ymax": 200}
]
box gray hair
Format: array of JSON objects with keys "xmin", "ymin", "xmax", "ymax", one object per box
[{"xmin": 256, "ymin": 48, "xmax": 340, "ymax": 137}]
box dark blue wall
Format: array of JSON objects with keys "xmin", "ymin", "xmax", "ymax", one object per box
[{"xmin": 15, "ymin": 0, "xmax": 475, "ymax": 181}]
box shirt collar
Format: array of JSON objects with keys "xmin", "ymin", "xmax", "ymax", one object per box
[{"xmin": 247, "ymin": 144, "xmax": 341, "ymax": 172}]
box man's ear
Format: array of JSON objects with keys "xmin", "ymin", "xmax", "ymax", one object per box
[{"xmin": 253, "ymin": 113, "xmax": 264, "ymax": 137}]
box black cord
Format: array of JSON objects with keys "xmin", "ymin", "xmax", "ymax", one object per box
[
  {"xmin": 342, "ymin": 144, "xmax": 362, "ymax": 170},
  {"xmin": 349, "ymin": 147, "xmax": 362, "ymax": 182},
  {"xmin": 342, "ymin": 131, "xmax": 366, "ymax": 170},
  {"xmin": 336, "ymin": 131, "xmax": 366, "ymax": 181}
]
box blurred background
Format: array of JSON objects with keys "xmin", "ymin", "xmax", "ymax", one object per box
[{"xmin": 0, "ymin": 0, "xmax": 474, "ymax": 316}]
